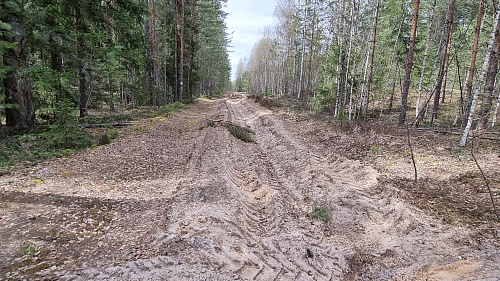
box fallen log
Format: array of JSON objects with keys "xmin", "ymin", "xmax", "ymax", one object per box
[
  {"xmin": 82, "ymin": 122, "xmax": 134, "ymax": 128},
  {"xmin": 414, "ymin": 128, "xmax": 500, "ymax": 141}
]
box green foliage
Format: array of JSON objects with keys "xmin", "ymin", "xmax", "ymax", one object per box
[
  {"xmin": 221, "ymin": 122, "xmax": 255, "ymax": 143},
  {"xmin": 311, "ymin": 95, "xmax": 324, "ymax": 113},
  {"xmin": 160, "ymin": 102, "xmax": 190, "ymax": 116},
  {"xmin": 229, "ymin": 128, "xmax": 254, "ymax": 143},
  {"xmin": 0, "ymin": 132, "xmax": 70, "ymax": 175},
  {"xmin": 452, "ymin": 149, "xmax": 469, "ymax": 161},
  {"xmin": 311, "ymin": 203, "xmax": 330, "ymax": 222},
  {"xmin": 312, "ymin": 84, "xmax": 336, "ymax": 113},
  {"xmin": 21, "ymin": 244, "xmax": 37, "ymax": 256},
  {"xmin": 45, "ymin": 100, "xmax": 89, "ymax": 149}
]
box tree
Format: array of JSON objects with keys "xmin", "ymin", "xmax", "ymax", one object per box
[
  {"xmin": 235, "ymin": 58, "xmax": 247, "ymax": 92},
  {"xmin": 399, "ymin": 0, "xmax": 420, "ymax": 126},
  {"xmin": 462, "ymin": 0, "xmax": 484, "ymax": 127},
  {"xmin": 460, "ymin": 1, "xmax": 500, "ymax": 147},
  {"xmin": 363, "ymin": 0, "xmax": 380, "ymax": 117},
  {"xmin": 431, "ymin": 0, "xmax": 456, "ymax": 124},
  {"xmin": 1, "ymin": 0, "xmax": 35, "ymax": 126}
]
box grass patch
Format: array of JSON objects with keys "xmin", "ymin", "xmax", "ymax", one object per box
[
  {"xmin": 311, "ymin": 203, "xmax": 330, "ymax": 222},
  {"xmin": 202, "ymin": 119, "xmax": 255, "ymax": 143},
  {"xmin": 21, "ymin": 244, "xmax": 37, "ymax": 256},
  {"xmin": 228, "ymin": 127, "xmax": 255, "ymax": 143}
]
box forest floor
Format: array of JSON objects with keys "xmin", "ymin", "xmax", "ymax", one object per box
[{"xmin": 1, "ymin": 93, "xmax": 500, "ymax": 280}]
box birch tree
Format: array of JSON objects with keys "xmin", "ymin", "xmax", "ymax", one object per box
[{"xmin": 460, "ymin": 1, "xmax": 500, "ymax": 147}]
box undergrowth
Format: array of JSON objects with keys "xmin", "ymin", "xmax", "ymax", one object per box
[
  {"xmin": 0, "ymin": 101, "xmax": 192, "ymax": 175},
  {"xmin": 84, "ymin": 102, "xmax": 189, "ymax": 124}
]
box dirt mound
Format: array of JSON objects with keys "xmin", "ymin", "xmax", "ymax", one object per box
[{"xmin": 1, "ymin": 94, "xmax": 499, "ymax": 280}]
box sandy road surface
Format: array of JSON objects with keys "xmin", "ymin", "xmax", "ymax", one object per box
[{"xmin": 1, "ymin": 93, "xmax": 499, "ymax": 280}]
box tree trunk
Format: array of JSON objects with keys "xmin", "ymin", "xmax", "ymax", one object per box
[
  {"xmin": 145, "ymin": 0, "xmax": 153, "ymax": 105},
  {"xmin": 364, "ymin": 0, "xmax": 380, "ymax": 117},
  {"xmin": 460, "ymin": 2, "xmax": 500, "ymax": 147},
  {"xmin": 479, "ymin": 17, "xmax": 500, "ymax": 128},
  {"xmin": 399, "ymin": 0, "xmax": 420, "ymax": 126},
  {"xmin": 163, "ymin": 0, "xmax": 167, "ymax": 105},
  {"xmin": 174, "ymin": 0, "xmax": 179, "ymax": 101},
  {"xmin": 348, "ymin": 45, "xmax": 359, "ymax": 121},
  {"xmin": 1, "ymin": 1, "xmax": 35, "ymax": 126},
  {"xmin": 334, "ymin": 2, "xmax": 345, "ymax": 117},
  {"xmin": 109, "ymin": 74, "xmax": 115, "ymax": 112},
  {"xmin": 357, "ymin": 40, "xmax": 371, "ymax": 119},
  {"xmin": 297, "ymin": 0, "xmax": 309, "ymax": 100},
  {"xmin": 151, "ymin": 2, "xmax": 157, "ymax": 107},
  {"xmin": 463, "ymin": 0, "xmax": 485, "ymax": 127},
  {"xmin": 307, "ymin": 0, "xmax": 317, "ymax": 99},
  {"xmin": 440, "ymin": 24, "xmax": 453, "ymax": 104},
  {"xmin": 382, "ymin": 10, "xmax": 405, "ymax": 116},
  {"xmin": 416, "ymin": 0, "xmax": 436, "ymax": 119},
  {"xmin": 492, "ymin": 79, "xmax": 500, "ymax": 126},
  {"xmin": 179, "ymin": 0, "xmax": 185, "ymax": 102},
  {"xmin": 75, "ymin": 7, "xmax": 88, "ymax": 119},
  {"xmin": 431, "ymin": 0, "xmax": 456, "ymax": 124},
  {"xmin": 345, "ymin": 0, "xmax": 357, "ymax": 118},
  {"xmin": 47, "ymin": 15, "xmax": 63, "ymax": 104}
]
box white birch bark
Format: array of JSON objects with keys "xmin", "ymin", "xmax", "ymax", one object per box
[
  {"xmin": 491, "ymin": 76, "xmax": 500, "ymax": 126},
  {"xmin": 298, "ymin": 0, "xmax": 309, "ymax": 99},
  {"xmin": 460, "ymin": 2, "xmax": 500, "ymax": 147},
  {"xmin": 334, "ymin": 2, "xmax": 345, "ymax": 117}
]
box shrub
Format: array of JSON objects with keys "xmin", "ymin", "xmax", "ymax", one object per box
[{"xmin": 45, "ymin": 100, "xmax": 89, "ymax": 149}]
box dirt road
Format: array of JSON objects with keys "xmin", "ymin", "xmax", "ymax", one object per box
[{"xmin": 1, "ymin": 93, "xmax": 499, "ymax": 280}]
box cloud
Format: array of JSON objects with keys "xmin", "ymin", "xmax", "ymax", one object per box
[{"xmin": 224, "ymin": 0, "xmax": 277, "ymax": 80}]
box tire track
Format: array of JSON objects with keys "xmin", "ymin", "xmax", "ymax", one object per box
[
  {"xmin": 45, "ymin": 93, "xmax": 500, "ymax": 281},
  {"xmin": 218, "ymin": 95, "xmax": 348, "ymax": 280}
]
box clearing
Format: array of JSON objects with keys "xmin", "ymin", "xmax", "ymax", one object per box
[{"xmin": 1, "ymin": 93, "xmax": 499, "ymax": 280}]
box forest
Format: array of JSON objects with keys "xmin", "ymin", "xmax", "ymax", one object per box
[
  {"xmin": 0, "ymin": 0, "xmax": 231, "ymax": 125},
  {"xmin": 1, "ymin": 0, "xmax": 500, "ymax": 279},
  {"xmin": 236, "ymin": 0, "xmax": 500, "ymax": 147},
  {"xmin": 0, "ymin": 0, "xmax": 231, "ymax": 168}
]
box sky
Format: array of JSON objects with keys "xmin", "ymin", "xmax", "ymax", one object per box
[{"xmin": 223, "ymin": 0, "xmax": 278, "ymax": 80}]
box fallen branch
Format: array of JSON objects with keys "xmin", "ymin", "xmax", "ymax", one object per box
[{"xmin": 406, "ymin": 125, "xmax": 418, "ymax": 182}]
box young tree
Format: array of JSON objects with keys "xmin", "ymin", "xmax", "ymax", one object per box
[{"xmin": 235, "ymin": 58, "xmax": 246, "ymax": 92}]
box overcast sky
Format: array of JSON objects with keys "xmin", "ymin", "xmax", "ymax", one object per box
[{"xmin": 223, "ymin": 0, "xmax": 278, "ymax": 80}]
